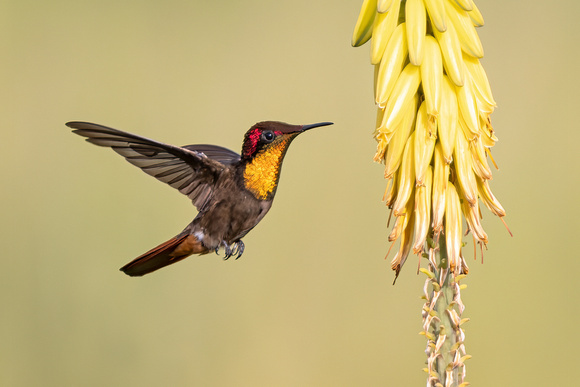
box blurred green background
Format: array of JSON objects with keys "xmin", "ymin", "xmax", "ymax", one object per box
[{"xmin": 1, "ymin": 0, "xmax": 578, "ymax": 385}]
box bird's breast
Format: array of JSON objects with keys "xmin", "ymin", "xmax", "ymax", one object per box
[
  {"xmin": 192, "ymin": 187, "xmax": 273, "ymax": 248},
  {"xmin": 242, "ymin": 142, "xmax": 289, "ymax": 200}
]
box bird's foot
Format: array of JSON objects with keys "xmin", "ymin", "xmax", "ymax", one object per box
[{"xmin": 217, "ymin": 240, "xmax": 245, "ymax": 260}]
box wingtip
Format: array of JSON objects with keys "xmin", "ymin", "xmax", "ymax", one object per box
[
  {"xmin": 66, "ymin": 121, "xmax": 83, "ymax": 129},
  {"xmin": 66, "ymin": 121, "xmax": 94, "ymax": 132},
  {"xmin": 119, "ymin": 265, "xmax": 144, "ymax": 277}
]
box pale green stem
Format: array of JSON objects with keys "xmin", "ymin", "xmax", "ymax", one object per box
[{"xmin": 423, "ymin": 235, "xmax": 468, "ymax": 387}]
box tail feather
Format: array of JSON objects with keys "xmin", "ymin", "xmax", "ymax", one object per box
[{"xmin": 120, "ymin": 234, "xmax": 209, "ymax": 277}]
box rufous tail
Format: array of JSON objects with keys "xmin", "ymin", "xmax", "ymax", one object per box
[{"xmin": 120, "ymin": 234, "xmax": 209, "ymax": 277}]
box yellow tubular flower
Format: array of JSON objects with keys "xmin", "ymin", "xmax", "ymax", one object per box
[
  {"xmin": 455, "ymin": 76, "xmax": 480, "ymax": 140},
  {"xmin": 421, "ymin": 36, "xmax": 443, "ymax": 118},
  {"xmin": 453, "ymin": 130, "xmax": 478, "ymax": 206},
  {"xmin": 383, "ymin": 94, "xmax": 418, "ymax": 178},
  {"xmin": 405, "ymin": 0, "xmax": 426, "ymax": 66},
  {"xmin": 352, "ymin": 0, "xmax": 377, "ymax": 47},
  {"xmin": 377, "ymin": 0, "xmax": 394, "ymax": 14},
  {"xmin": 431, "ymin": 143, "xmax": 448, "ymax": 235},
  {"xmin": 382, "ymin": 63, "xmax": 421, "ymax": 131},
  {"xmin": 438, "ymin": 76, "xmax": 459, "ymax": 163},
  {"xmin": 424, "ymin": 0, "xmax": 447, "ymax": 32},
  {"xmin": 468, "ymin": 2, "xmax": 485, "ymax": 27},
  {"xmin": 414, "ymin": 102, "xmax": 436, "ymax": 186},
  {"xmin": 389, "ymin": 196, "xmax": 414, "ymax": 242},
  {"xmin": 391, "ymin": 206, "xmax": 414, "ymax": 279},
  {"xmin": 383, "ymin": 171, "xmax": 398, "ymax": 207},
  {"xmin": 471, "ymin": 135, "xmax": 492, "ymax": 180},
  {"xmin": 392, "ymin": 131, "xmax": 416, "ymax": 216},
  {"xmin": 433, "ymin": 20, "xmax": 465, "ymax": 87},
  {"xmin": 444, "ymin": 0, "xmax": 484, "ymax": 58},
  {"xmin": 463, "ymin": 53, "xmax": 496, "ymax": 110},
  {"xmin": 413, "ymin": 166, "xmax": 433, "ymax": 254},
  {"xmin": 452, "ymin": 0, "xmax": 474, "ymax": 12},
  {"xmin": 371, "ymin": 0, "xmax": 402, "ymax": 64},
  {"xmin": 375, "ymin": 23, "xmax": 408, "ymax": 108},
  {"xmin": 445, "ymin": 182, "xmax": 462, "ymax": 275}
]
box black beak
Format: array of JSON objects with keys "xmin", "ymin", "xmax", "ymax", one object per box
[{"xmin": 301, "ymin": 122, "xmax": 334, "ymax": 132}]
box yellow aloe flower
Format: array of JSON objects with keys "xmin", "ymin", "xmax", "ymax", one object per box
[
  {"xmin": 353, "ymin": 0, "xmax": 507, "ymax": 278},
  {"xmin": 352, "ymin": 1, "xmax": 509, "ymax": 385}
]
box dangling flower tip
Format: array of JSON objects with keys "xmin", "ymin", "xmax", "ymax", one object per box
[
  {"xmin": 391, "ymin": 255, "xmax": 402, "ymax": 277},
  {"xmin": 416, "ymin": 255, "xmax": 422, "ymax": 272},
  {"xmin": 392, "ymin": 268, "xmax": 402, "ymax": 285},
  {"xmin": 373, "ymin": 141, "xmax": 387, "ymax": 163},
  {"xmin": 384, "ymin": 240, "xmax": 396, "ymax": 260},
  {"xmin": 386, "ymin": 207, "xmax": 394, "ymax": 227},
  {"xmin": 500, "ymin": 217, "xmax": 513, "ymax": 237},
  {"xmin": 373, "ymin": 152, "xmax": 385, "ymax": 163},
  {"xmin": 485, "ymin": 147, "xmax": 500, "ymax": 170}
]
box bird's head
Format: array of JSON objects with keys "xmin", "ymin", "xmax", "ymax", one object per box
[
  {"xmin": 241, "ymin": 121, "xmax": 333, "ymax": 161},
  {"xmin": 239, "ymin": 121, "xmax": 332, "ymax": 200}
]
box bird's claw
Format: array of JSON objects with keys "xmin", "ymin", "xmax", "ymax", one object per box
[
  {"xmin": 223, "ymin": 242, "xmax": 233, "ymax": 260},
  {"xmin": 217, "ymin": 240, "xmax": 245, "ymax": 260},
  {"xmin": 233, "ymin": 241, "xmax": 245, "ymax": 259}
]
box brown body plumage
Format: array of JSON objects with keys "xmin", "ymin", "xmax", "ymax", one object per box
[{"xmin": 68, "ymin": 120, "xmax": 332, "ymax": 276}]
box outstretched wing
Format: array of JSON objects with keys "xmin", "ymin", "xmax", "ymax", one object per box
[
  {"xmin": 182, "ymin": 144, "xmax": 241, "ymax": 165},
  {"xmin": 67, "ymin": 121, "xmax": 237, "ymax": 210}
]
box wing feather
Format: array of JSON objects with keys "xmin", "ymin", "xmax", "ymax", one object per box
[{"xmin": 67, "ymin": 121, "xmax": 235, "ymax": 210}]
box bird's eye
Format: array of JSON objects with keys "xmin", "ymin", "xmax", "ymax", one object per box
[{"xmin": 261, "ymin": 131, "xmax": 275, "ymax": 143}]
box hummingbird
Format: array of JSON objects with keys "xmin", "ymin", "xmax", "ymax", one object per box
[{"xmin": 67, "ymin": 120, "xmax": 333, "ymax": 276}]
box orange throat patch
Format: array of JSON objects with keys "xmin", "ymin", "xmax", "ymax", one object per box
[{"xmin": 243, "ymin": 140, "xmax": 290, "ymax": 200}]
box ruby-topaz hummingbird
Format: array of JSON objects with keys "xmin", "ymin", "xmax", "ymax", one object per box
[{"xmin": 67, "ymin": 120, "xmax": 332, "ymax": 276}]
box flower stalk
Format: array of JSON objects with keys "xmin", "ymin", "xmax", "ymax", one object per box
[
  {"xmin": 421, "ymin": 235, "xmax": 470, "ymax": 386},
  {"xmin": 351, "ymin": 0, "xmax": 509, "ymax": 385}
]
